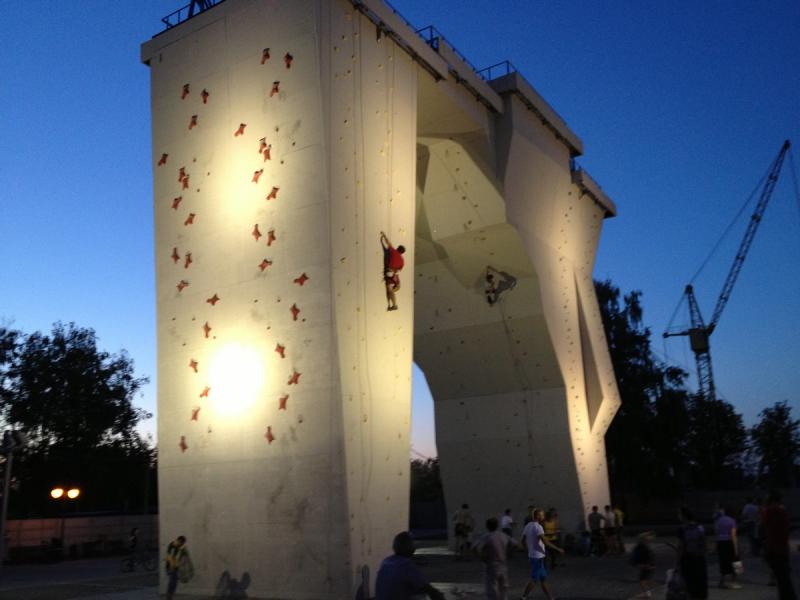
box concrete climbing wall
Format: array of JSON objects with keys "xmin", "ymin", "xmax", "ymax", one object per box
[{"xmin": 142, "ymin": 0, "xmax": 417, "ymax": 597}]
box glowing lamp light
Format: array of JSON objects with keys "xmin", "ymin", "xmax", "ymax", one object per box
[
  {"xmin": 66, "ymin": 488, "xmax": 80, "ymax": 499},
  {"xmin": 50, "ymin": 488, "xmax": 64, "ymax": 499},
  {"xmin": 207, "ymin": 342, "xmax": 265, "ymax": 417}
]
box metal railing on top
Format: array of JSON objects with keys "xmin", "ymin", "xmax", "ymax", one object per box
[
  {"xmin": 476, "ymin": 60, "xmax": 518, "ymax": 81},
  {"xmin": 161, "ymin": 0, "xmax": 226, "ymax": 31}
]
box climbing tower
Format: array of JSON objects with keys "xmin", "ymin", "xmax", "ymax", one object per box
[{"xmin": 142, "ymin": 0, "xmax": 620, "ymax": 597}]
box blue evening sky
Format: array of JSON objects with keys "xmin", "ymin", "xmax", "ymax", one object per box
[{"xmin": 1, "ymin": 1, "xmax": 798, "ymax": 459}]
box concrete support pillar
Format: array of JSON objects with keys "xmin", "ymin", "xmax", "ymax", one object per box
[{"xmin": 143, "ymin": 1, "xmax": 417, "ymax": 597}]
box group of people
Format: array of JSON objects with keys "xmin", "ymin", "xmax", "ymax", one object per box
[{"xmin": 586, "ymin": 504, "xmax": 625, "ymax": 556}]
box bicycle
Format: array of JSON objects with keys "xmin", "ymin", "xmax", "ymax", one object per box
[{"xmin": 120, "ymin": 550, "xmax": 158, "ymax": 572}]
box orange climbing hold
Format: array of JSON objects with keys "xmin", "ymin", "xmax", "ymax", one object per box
[
  {"xmin": 184, "ymin": 213, "xmax": 195, "ymax": 226},
  {"xmin": 206, "ymin": 294, "xmax": 220, "ymax": 306},
  {"xmin": 252, "ymin": 224, "xmax": 262, "ymax": 241},
  {"xmin": 158, "ymin": 153, "xmax": 168, "ymax": 166},
  {"xmin": 182, "ymin": 174, "xmax": 190, "ymax": 190},
  {"xmin": 261, "ymin": 48, "xmax": 271, "ymax": 64},
  {"xmin": 284, "ymin": 53, "xmax": 293, "ymax": 69},
  {"xmin": 265, "ymin": 426, "xmax": 275, "ymax": 444},
  {"xmin": 181, "ymin": 83, "xmax": 190, "ymax": 100},
  {"xmin": 184, "ymin": 252, "xmax": 192, "ymax": 269},
  {"xmin": 267, "ymin": 229, "xmax": 276, "ymax": 246},
  {"xmin": 178, "ymin": 167, "xmax": 186, "ymax": 183},
  {"xmin": 171, "ymin": 247, "xmax": 180, "ymax": 264},
  {"xmin": 179, "ymin": 436, "xmax": 188, "ymax": 452},
  {"xmin": 287, "ymin": 371, "xmax": 301, "ymax": 385},
  {"xmin": 177, "ymin": 280, "xmax": 189, "ymax": 293},
  {"xmin": 290, "ymin": 303, "xmax": 300, "ymax": 321},
  {"xmin": 275, "ymin": 343, "xmax": 286, "ymax": 358},
  {"xmin": 189, "ymin": 114, "xmax": 198, "ymax": 130},
  {"xmin": 293, "ymin": 273, "xmax": 309, "ymax": 286},
  {"xmin": 191, "ymin": 406, "xmax": 201, "ymax": 421},
  {"xmin": 270, "ymin": 81, "xmax": 280, "ymax": 97},
  {"xmin": 278, "ymin": 395, "xmax": 288, "ymax": 410},
  {"xmin": 189, "ymin": 358, "xmax": 199, "ymax": 373},
  {"xmin": 234, "ymin": 123, "xmax": 247, "ymax": 137},
  {"xmin": 202, "ymin": 322, "xmax": 212, "ymax": 338},
  {"xmin": 199, "ymin": 386, "xmax": 210, "ymax": 398},
  {"xmin": 263, "ymin": 145, "xmax": 272, "ymax": 162},
  {"xmin": 259, "ymin": 258, "xmax": 273, "ymax": 272},
  {"xmin": 252, "ymin": 169, "xmax": 263, "ymax": 184},
  {"xmin": 171, "ymin": 196, "xmax": 182, "ymax": 210},
  {"xmin": 266, "ymin": 186, "xmax": 279, "ymax": 200}
]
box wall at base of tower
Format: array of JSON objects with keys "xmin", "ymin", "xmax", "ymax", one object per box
[{"xmin": 142, "ymin": 1, "xmax": 417, "ymax": 597}]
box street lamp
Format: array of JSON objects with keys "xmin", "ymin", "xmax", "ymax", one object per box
[
  {"xmin": 50, "ymin": 488, "xmax": 64, "ymax": 499},
  {"xmin": 66, "ymin": 488, "xmax": 80, "ymax": 500},
  {"xmin": 0, "ymin": 430, "xmax": 27, "ymax": 574},
  {"xmin": 50, "ymin": 486, "xmax": 82, "ymax": 556}
]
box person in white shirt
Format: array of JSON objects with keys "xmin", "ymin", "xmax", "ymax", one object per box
[
  {"xmin": 520, "ymin": 509, "xmax": 564, "ymax": 600},
  {"xmin": 500, "ymin": 509, "xmax": 514, "ymax": 536}
]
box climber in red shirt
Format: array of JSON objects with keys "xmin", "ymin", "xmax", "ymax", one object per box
[{"xmin": 380, "ymin": 231, "xmax": 405, "ymax": 311}]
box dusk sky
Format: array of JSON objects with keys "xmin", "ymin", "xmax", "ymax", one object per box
[{"xmin": 2, "ymin": 1, "xmax": 798, "ymax": 459}]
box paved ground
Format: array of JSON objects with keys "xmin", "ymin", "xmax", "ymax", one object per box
[{"xmin": 0, "ymin": 539, "xmax": 796, "ymax": 599}]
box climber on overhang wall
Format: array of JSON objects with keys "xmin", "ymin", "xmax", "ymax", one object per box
[{"xmin": 380, "ymin": 231, "xmax": 405, "ymax": 312}]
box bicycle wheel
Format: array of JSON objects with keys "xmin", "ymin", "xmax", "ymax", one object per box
[
  {"xmin": 120, "ymin": 557, "xmax": 134, "ymax": 573},
  {"xmin": 143, "ymin": 554, "xmax": 158, "ymax": 572}
]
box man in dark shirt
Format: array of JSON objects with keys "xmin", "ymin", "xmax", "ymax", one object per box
[
  {"xmin": 375, "ymin": 532, "xmax": 444, "ymax": 600},
  {"xmin": 763, "ymin": 491, "xmax": 796, "ymax": 600}
]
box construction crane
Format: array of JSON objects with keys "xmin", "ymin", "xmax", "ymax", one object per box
[{"xmin": 663, "ymin": 140, "xmax": 791, "ymax": 402}]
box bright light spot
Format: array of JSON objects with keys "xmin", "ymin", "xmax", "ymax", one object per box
[
  {"xmin": 67, "ymin": 488, "xmax": 80, "ymax": 499},
  {"xmin": 207, "ymin": 342, "xmax": 265, "ymax": 417},
  {"xmin": 50, "ymin": 488, "xmax": 64, "ymax": 499}
]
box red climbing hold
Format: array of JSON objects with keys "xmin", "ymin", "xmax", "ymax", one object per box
[
  {"xmin": 293, "ymin": 273, "xmax": 309, "ymax": 286},
  {"xmin": 191, "ymin": 406, "xmax": 201, "ymax": 421},
  {"xmin": 263, "ymin": 146, "xmax": 272, "ymax": 162},
  {"xmin": 158, "ymin": 153, "xmax": 168, "ymax": 166},
  {"xmin": 171, "ymin": 247, "xmax": 180, "ymax": 264},
  {"xmin": 178, "ymin": 167, "xmax": 186, "ymax": 183},
  {"xmin": 179, "ymin": 436, "xmax": 188, "ymax": 452},
  {"xmin": 184, "ymin": 252, "xmax": 192, "ymax": 269},
  {"xmin": 201, "ymin": 88, "xmax": 209, "ymax": 104},
  {"xmin": 267, "ymin": 229, "xmax": 276, "ymax": 246},
  {"xmin": 177, "ymin": 280, "xmax": 189, "ymax": 292},
  {"xmin": 259, "ymin": 258, "xmax": 273, "ymax": 272},
  {"xmin": 184, "ymin": 213, "xmax": 195, "ymax": 226},
  {"xmin": 203, "ymin": 322, "xmax": 212, "ymax": 338},
  {"xmin": 270, "ymin": 81, "xmax": 280, "ymax": 97},
  {"xmin": 284, "ymin": 53, "xmax": 293, "ymax": 69},
  {"xmin": 171, "ymin": 196, "xmax": 182, "ymax": 210},
  {"xmin": 287, "ymin": 370, "xmax": 301, "ymax": 385},
  {"xmin": 278, "ymin": 395, "xmax": 288, "ymax": 410},
  {"xmin": 181, "ymin": 84, "xmax": 190, "ymax": 100},
  {"xmin": 189, "ymin": 358, "xmax": 199, "ymax": 373},
  {"xmin": 206, "ymin": 294, "xmax": 220, "ymax": 306},
  {"xmin": 267, "ymin": 186, "xmax": 279, "ymax": 200},
  {"xmin": 290, "ymin": 303, "xmax": 300, "ymax": 321},
  {"xmin": 199, "ymin": 386, "xmax": 210, "ymax": 398},
  {"xmin": 275, "ymin": 344, "xmax": 286, "ymax": 358},
  {"xmin": 252, "ymin": 169, "xmax": 263, "ymax": 184},
  {"xmin": 182, "ymin": 174, "xmax": 190, "ymax": 190},
  {"xmin": 265, "ymin": 426, "xmax": 275, "ymax": 444},
  {"xmin": 189, "ymin": 115, "xmax": 198, "ymax": 130},
  {"xmin": 234, "ymin": 123, "xmax": 247, "ymax": 137},
  {"xmin": 259, "ymin": 138, "xmax": 268, "ymax": 153},
  {"xmin": 261, "ymin": 48, "xmax": 271, "ymax": 64},
  {"xmin": 252, "ymin": 224, "xmax": 262, "ymax": 241}
]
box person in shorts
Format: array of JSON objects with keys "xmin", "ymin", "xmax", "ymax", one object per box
[{"xmin": 520, "ymin": 509, "xmax": 564, "ymax": 600}]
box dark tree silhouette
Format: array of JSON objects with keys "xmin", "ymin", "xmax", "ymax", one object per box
[{"xmin": 750, "ymin": 401, "xmax": 800, "ymax": 488}]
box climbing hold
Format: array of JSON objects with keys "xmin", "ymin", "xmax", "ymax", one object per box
[
  {"xmin": 202, "ymin": 322, "xmax": 212, "ymax": 338},
  {"xmin": 177, "ymin": 280, "xmax": 189, "ymax": 293},
  {"xmin": 181, "ymin": 84, "xmax": 190, "ymax": 100},
  {"xmin": 252, "ymin": 224, "xmax": 262, "ymax": 241},
  {"xmin": 171, "ymin": 196, "xmax": 182, "ymax": 210},
  {"xmin": 270, "ymin": 81, "xmax": 280, "ymax": 97},
  {"xmin": 259, "ymin": 258, "xmax": 273, "ymax": 272},
  {"xmin": 189, "ymin": 358, "xmax": 198, "ymax": 373},
  {"xmin": 171, "ymin": 247, "xmax": 180, "ymax": 264},
  {"xmin": 252, "ymin": 169, "xmax": 263, "ymax": 184},
  {"xmin": 261, "ymin": 48, "xmax": 271, "ymax": 64},
  {"xmin": 188, "ymin": 115, "xmax": 198, "ymax": 130},
  {"xmin": 275, "ymin": 344, "xmax": 286, "ymax": 358},
  {"xmin": 234, "ymin": 123, "xmax": 247, "ymax": 137},
  {"xmin": 266, "ymin": 186, "xmax": 279, "ymax": 200},
  {"xmin": 290, "ymin": 303, "xmax": 300, "ymax": 321},
  {"xmin": 263, "ymin": 145, "xmax": 272, "ymax": 162},
  {"xmin": 284, "ymin": 52, "xmax": 293, "ymax": 69},
  {"xmin": 199, "ymin": 386, "xmax": 210, "ymax": 398},
  {"xmin": 182, "ymin": 174, "xmax": 190, "ymax": 190},
  {"xmin": 179, "ymin": 436, "xmax": 188, "ymax": 452},
  {"xmin": 206, "ymin": 294, "xmax": 220, "ymax": 306},
  {"xmin": 293, "ymin": 273, "xmax": 309, "ymax": 286},
  {"xmin": 184, "ymin": 213, "xmax": 195, "ymax": 226},
  {"xmin": 201, "ymin": 88, "xmax": 209, "ymax": 104},
  {"xmin": 184, "ymin": 252, "xmax": 192, "ymax": 269},
  {"xmin": 158, "ymin": 153, "xmax": 168, "ymax": 166},
  {"xmin": 267, "ymin": 229, "xmax": 276, "ymax": 246},
  {"xmin": 178, "ymin": 167, "xmax": 186, "ymax": 183},
  {"xmin": 287, "ymin": 371, "xmax": 301, "ymax": 385},
  {"xmin": 278, "ymin": 395, "xmax": 288, "ymax": 410},
  {"xmin": 265, "ymin": 426, "xmax": 275, "ymax": 444},
  {"xmin": 191, "ymin": 406, "xmax": 201, "ymax": 421}
]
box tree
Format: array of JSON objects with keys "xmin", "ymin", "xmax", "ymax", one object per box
[
  {"xmin": 0, "ymin": 322, "xmax": 154, "ymax": 516},
  {"xmin": 750, "ymin": 401, "xmax": 800, "ymax": 487},
  {"xmin": 685, "ymin": 397, "xmax": 748, "ymax": 489}
]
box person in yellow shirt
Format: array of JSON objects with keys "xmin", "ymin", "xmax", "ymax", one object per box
[
  {"xmin": 543, "ymin": 509, "xmax": 561, "ymax": 570},
  {"xmin": 165, "ymin": 535, "xmax": 191, "ymax": 600}
]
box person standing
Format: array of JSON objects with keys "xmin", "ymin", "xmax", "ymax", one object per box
[
  {"xmin": 604, "ymin": 505, "xmax": 618, "ymax": 553},
  {"xmin": 475, "ymin": 517, "xmax": 518, "ymax": 600},
  {"xmin": 453, "ymin": 503, "xmax": 475, "ymax": 560},
  {"xmin": 375, "ymin": 532, "xmax": 445, "ymax": 600},
  {"xmin": 500, "ymin": 509, "xmax": 514, "ymax": 537},
  {"xmin": 678, "ymin": 507, "xmax": 708, "ymax": 600},
  {"xmin": 715, "ymin": 506, "xmax": 741, "ymax": 589},
  {"xmin": 520, "ymin": 509, "xmax": 564, "ymax": 600},
  {"xmin": 587, "ymin": 506, "xmax": 606, "ymax": 556},
  {"xmin": 740, "ymin": 497, "xmax": 760, "ymax": 556},
  {"xmin": 631, "ymin": 532, "xmax": 656, "ymax": 599},
  {"xmin": 542, "ymin": 509, "xmax": 560, "ymax": 570},
  {"xmin": 762, "ymin": 491, "xmax": 797, "ymax": 600},
  {"xmin": 165, "ymin": 535, "xmax": 190, "ymax": 600}
]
